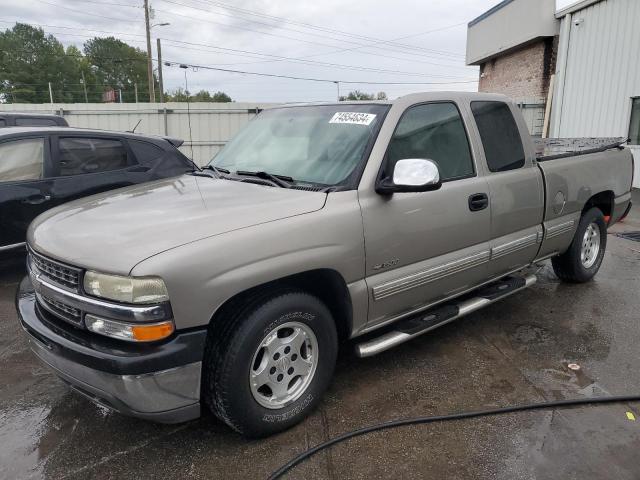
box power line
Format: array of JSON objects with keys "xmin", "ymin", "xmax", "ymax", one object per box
[
  {"xmin": 148, "ymin": 6, "xmax": 472, "ymax": 70},
  {"xmin": 162, "ymin": 60, "xmax": 478, "ymax": 85},
  {"xmin": 34, "ymin": 0, "xmax": 139, "ymax": 23},
  {"xmin": 183, "ymin": 0, "xmax": 466, "ymax": 58},
  {"xmin": 1, "ymin": 19, "xmax": 474, "ymax": 76},
  {"xmin": 156, "ymin": 0, "xmax": 465, "ymax": 62},
  {"xmin": 159, "ymin": 38, "xmax": 476, "ymax": 79}
]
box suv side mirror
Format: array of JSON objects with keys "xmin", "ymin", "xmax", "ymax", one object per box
[{"xmin": 376, "ymin": 158, "xmax": 442, "ymax": 195}]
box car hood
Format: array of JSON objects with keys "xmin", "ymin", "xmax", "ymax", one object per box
[{"xmin": 28, "ymin": 175, "xmax": 327, "ymax": 274}]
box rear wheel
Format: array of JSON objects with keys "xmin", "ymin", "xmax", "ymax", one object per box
[
  {"xmin": 552, "ymin": 207, "xmax": 607, "ymax": 283},
  {"xmin": 202, "ymin": 290, "xmax": 338, "ymax": 438}
]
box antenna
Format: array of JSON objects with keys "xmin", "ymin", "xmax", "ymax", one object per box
[{"xmin": 129, "ymin": 119, "xmax": 142, "ymax": 133}]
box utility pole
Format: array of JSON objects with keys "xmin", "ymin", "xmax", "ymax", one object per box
[
  {"xmin": 334, "ymin": 81, "xmax": 340, "ymax": 101},
  {"xmin": 144, "ymin": 0, "xmax": 155, "ymax": 102},
  {"xmin": 81, "ymin": 71, "xmax": 88, "ymax": 103},
  {"xmin": 157, "ymin": 38, "xmax": 164, "ymax": 103},
  {"xmin": 134, "ymin": 83, "xmax": 139, "ymax": 103},
  {"xmin": 48, "ymin": 82, "xmax": 54, "ymax": 106}
]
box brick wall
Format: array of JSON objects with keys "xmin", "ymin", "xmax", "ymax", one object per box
[{"xmin": 478, "ymin": 37, "xmax": 558, "ymax": 99}]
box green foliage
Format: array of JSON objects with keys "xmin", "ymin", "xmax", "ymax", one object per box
[
  {"xmin": 339, "ymin": 90, "xmax": 388, "ymax": 101},
  {"xmin": 166, "ymin": 88, "xmax": 233, "ymax": 103},
  {"xmin": 0, "ymin": 23, "xmax": 83, "ymax": 103},
  {"xmin": 83, "ymin": 36, "xmax": 153, "ymax": 103}
]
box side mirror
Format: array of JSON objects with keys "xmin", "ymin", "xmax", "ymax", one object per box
[{"xmin": 376, "ymin": 158, "xmax": 442, "ymax": 195}]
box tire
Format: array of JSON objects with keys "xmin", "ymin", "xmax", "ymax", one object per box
[
  {"xmin": 552, "ymin": 207, "xmax": 607, "ymax": 283},
  {"xmin": 202, "ymin": 289, "xmax": 338, "ymax": 438}
]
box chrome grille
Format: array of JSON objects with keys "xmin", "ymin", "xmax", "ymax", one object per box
[
  {"xmin": 38, "ymin": 293, "xmax": 83, "ymax": 326},
  {"xmin": 29, "ymin": 249, "xmax": 81, "ymax": 291}
]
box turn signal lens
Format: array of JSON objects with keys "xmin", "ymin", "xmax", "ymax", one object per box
[
  {"xmin": 131, "ymin": 322, "xmax": 175, "ymax": 342},
  {"xmin": 85, "ymin": 314, "xmax": 174, "ymax": 342}
]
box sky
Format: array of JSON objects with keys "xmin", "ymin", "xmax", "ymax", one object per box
[{"xmin": 4, "ymin": 0, "xmax": 537, "ymax": 103}]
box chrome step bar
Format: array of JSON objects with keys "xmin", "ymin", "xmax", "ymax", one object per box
[{"xmin": 356, "ymin": 274, "xmax": 537, "ymax": 358}]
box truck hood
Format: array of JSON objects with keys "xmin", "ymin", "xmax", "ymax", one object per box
[{"xmin": 28, "ymin": 175, "xmax": 327, "ymax": 274}]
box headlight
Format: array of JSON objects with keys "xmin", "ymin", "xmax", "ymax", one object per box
[
  {"xmin": 85, "ymin": 314, "xmax": 174, "ymax": 342},
  {"xmin": 83, "ymin": 271, "xmax": 169, "ymax": 304}
]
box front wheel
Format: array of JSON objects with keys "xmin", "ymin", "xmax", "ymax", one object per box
[
  {"xmin": 202, "ymin": 290, "xmax": 338, "ymax": 438},
  {"xmin": 552, "ymin": 207, "xmax": 607, "ymax": 283}
]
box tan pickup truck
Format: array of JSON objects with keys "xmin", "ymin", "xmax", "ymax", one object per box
[{"xmin": 17, "ymin": 92, "xmax": 633, "ymax": 437}]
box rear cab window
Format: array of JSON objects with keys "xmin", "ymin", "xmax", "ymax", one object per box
[
  {"xmin": 57, "ymin": 137, "xmax": 131, "ymax": 176},
  {"xmin": 470, "ymin": 101, "xmax": 525, "ymax": 172},
  {"xmin": 0, "ymin": 137, "xmax": 45, "ymax": 182}
]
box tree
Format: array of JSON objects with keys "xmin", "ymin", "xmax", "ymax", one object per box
[
  {"xmin": 0, "ymin": 23, "xmax": 85, "ymax": 103},
  {"xmin": 83, "ymin": 37, "xmax": 155, "ymax": 102},
  {"xmin": 211, "ymin": 91, "xmax": 232, "ymax": 102},
  {"xmin": 166, "ymin": 87, "xmax": 189, "ymax": 102},
  {"xmin": 338, "ymin": 90, "xmax": 388, "ymax": 101},
  {"xmin": 166, "ymin": 88, "xmax": 232, "ymax": 103}
]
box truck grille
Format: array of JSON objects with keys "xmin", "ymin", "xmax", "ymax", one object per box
[
  {"xmin": 38, "ymin": 294, "xmax": 83, "ymax": 326},
  {"xmin": 29, "ymin": 249, "xmax": 81, "ymax": 291}
]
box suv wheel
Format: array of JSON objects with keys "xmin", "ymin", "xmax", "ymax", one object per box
[
  {"xmin": 202, "ymin": 290, "xmax": 338, "ymax": 438},
  {"xmin": 552, "ymin": 207, "xmax": 607, "ymax": 283}
]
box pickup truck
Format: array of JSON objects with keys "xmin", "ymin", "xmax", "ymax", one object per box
[{"xmin": 16, "ymin": 92, "xmax": 634, "ymax": 438}]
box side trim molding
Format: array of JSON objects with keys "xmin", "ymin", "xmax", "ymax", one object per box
[
  {"xmin": 546, "ymin": 220, "xmax": 575, "ymax": 239},
  {"xmin": 490, "ymin": 233, "xmax": 539, "ymax": 260},
  {"xmin": 372, "ymin": 250, "xmax": 491, "ymax": 301}
]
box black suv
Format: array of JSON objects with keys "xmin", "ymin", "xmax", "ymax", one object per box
[
  {"xmin": 0, "ymin": 113, "xmax": 69, "ymax": 128},
  {"xmin": 0, "ymin": 127, "xmax": 194, "ymax": 253}
]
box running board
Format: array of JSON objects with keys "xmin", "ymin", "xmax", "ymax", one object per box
[{"xmin": 355, "ymin": 274, "xmax": 537, "ymax": 358}]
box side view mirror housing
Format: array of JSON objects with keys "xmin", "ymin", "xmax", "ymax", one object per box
[{"xmin": 376, "ymin": 158, "xmax": 442, "ymax": 195}]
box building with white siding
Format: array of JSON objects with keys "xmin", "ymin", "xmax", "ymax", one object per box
[{"xmin": 467, "ymin": 0, "xmax": 640, "ymax": 188}]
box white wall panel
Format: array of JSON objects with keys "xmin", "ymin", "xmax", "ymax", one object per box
[{"xmin": 0, "ymin": 102, "xmax": 276, "ymax": 166}]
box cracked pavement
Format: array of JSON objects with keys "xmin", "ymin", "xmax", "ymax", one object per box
[{"xmin": 1, "ymin": 190, "xmax": 639, "ymax": 479}]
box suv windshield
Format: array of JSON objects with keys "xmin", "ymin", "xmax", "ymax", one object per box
[{"xmin": 209, "ymin": 104, "xmax": 388, "ymax": 186}]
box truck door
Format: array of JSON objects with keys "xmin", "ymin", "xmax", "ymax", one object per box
[
  {"xmin": 468, "ymin": 101, "xmax": 544, "ymax": 277},
  {"xmin": 0, "ymin": 136, "xmax": 53, "ymax": 250},
  {"xmin": 359, "ymin": 101, "xmax": 492, "ymax": 330}
]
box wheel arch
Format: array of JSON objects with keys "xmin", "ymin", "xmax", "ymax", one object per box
[
  {"xmin": 583, "ymin": 190, "xmax": 614, "ymax": 221},
  {"xmin": 207, "ymin": 268, "xmax": 353, "ymax": 343}
]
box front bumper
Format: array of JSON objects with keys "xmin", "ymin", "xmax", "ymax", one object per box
[{"xmin": 16, "ymin": 276, "xmax": 206, "ymax": 423}]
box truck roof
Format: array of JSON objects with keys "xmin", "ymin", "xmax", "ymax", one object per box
[{"xmin": 263, "ymin": 91, "xmax": 512, "ymax": 109}]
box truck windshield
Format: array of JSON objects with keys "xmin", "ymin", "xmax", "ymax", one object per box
[{"xmin": 209, "ymin": 104, "xmax": 388, "ymax": 186}]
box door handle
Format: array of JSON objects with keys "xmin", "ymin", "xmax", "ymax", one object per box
[
  {"xmin": 468, "ymin": 193, "xmax": 488, "ymax": 212},
  {"xmin": 22, "ymin": 194, "xmax": 51, "ymax": 205}
]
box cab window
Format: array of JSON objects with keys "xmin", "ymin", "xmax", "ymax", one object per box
[
  {"xmin": 471, "ymin": 101, "xmax": 525, "ymax": 172},
  {"xmin": 386, "ymin": 102, "xmax": 475, "ymax": 181},
  {"xmin": 0, "ymin": 138, "xmax": 44, "ymax": 182},
  {"xmin": 58, "ymin": 137, "xmax": 129, "ymax": 176}
]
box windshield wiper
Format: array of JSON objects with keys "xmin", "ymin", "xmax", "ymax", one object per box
[
  {"xmin": 235, "ymin": 170, "xmax": 294, "ymax": 188},
  {"xmin": 202, "ymin": 165, "xmax": 230, "ymax": 178}
]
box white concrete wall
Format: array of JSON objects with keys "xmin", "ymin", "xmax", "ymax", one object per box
[
  {"xmin": 466, "ymin": 0, "xmax": 559, "ymax": 65},
  {"xmin": 0, "ymin": 102, "xmax": 277, "ymax": 166}
]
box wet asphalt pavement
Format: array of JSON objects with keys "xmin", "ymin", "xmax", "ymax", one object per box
[{"xmin": 1, "ymin": 191, "xmax": 640, "ymax": 480}]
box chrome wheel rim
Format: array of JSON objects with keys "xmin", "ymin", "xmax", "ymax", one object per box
[
  {"xmin": 249, "ymin": 321, "xmax": 318, "ymax": 409},
  {"xmin": 581, "ymin": 222, "xmax": 601, "ymax": 268}
]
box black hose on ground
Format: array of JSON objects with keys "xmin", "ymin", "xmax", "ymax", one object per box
[{"xmin": 267, "ymin": 395, "xmax": 640, "ymax": 480}]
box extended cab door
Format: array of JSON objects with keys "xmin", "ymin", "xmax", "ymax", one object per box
[
  {"xmin": 467, "ymin": 101, "xmax": 544, "ymax": 276},
  {"xmin": 359, "ymin": 101, "xmax": 492, "ymax": 330},
  {"xmin": 0, "ymin": 135, "xmax": 53, "ymax": 250}
]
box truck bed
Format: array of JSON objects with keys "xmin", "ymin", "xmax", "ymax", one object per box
[{"xmin": 534, "ymin": 137, "xmax": 627, "ymax": 161}]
